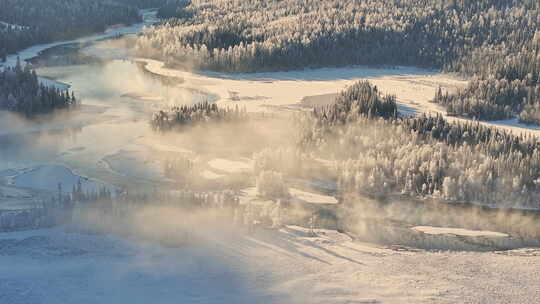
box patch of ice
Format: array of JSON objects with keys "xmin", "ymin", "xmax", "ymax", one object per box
[{"xmin": 412, "ymin": 226, "xmax": 509, "ymax": 238}]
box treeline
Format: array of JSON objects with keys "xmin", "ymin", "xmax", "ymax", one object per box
[
  {"xmin": 135, "ymin": 0, "xmax": 538, "ymax": 72},
  {"xmin": 0, "ymin": 0, "xmax": 168, "ymax": 59},
  {"xmin": 432, "ymin": 79, "xmax": 540, "ymax": 121},
  {"xmin": 72, "ymin": 189, "xmax": 288, "ymax": 236},
  {"xmin": 151, "ymin": 101, "xmax": 248, "ymax": 132},
  {"xmin": 115, "ymin": 0, "xmax": 169, "ymax": 9},
  {"xmin": 0, "ymin": 60, "xmax": 77, "ymax": 116},
  {"xmin": 260, "ymin": 81, "xmax": 540, "ymax": 208}
]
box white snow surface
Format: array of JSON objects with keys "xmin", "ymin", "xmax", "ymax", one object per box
[
  {"xmin": 412, "ymin": 226, "xmax": 509, "ymax": 238},
  {"xmin": 139, "ymin": 58, "xmax": 540, "ymax": 137},
  {"xmin": 208, "ymin": 158, "xmax": 253, "ymax": 173},
  {"xmin": 289, "ymin": 188, "xmax": 338, "ymax": 204},
  {"xmin": 1, "ymin": 226, "xmax": 539, "ymax": 304}
]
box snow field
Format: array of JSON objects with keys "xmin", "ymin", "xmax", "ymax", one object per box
[{"xmin": 1, "ymin": 223, "xmax": 540, "ymax": 304}]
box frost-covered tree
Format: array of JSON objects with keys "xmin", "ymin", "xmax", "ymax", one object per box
[
  {"xmin": 287, "ymin": 81, "xmax": 540, "ymax": 208},
  {"xmin": 151, "ymin": 102, "xmax": 248, "ymax": 132},
  {"xmin": 0, "ymin": 65, "xmax": 78, "ymax": 116}
]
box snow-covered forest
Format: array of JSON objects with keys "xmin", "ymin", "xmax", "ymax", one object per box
[
  {"xmin": 305, "ymin": 82, "xmax": 540, "ymax": 208},
  {"xmin": 135, "ymin": 0, "xmax": 540, "ymax": 123},
  {"xmin": 143, "ymin": 80, "xmax": 540, "ymax": 209},
  {"xmin": 151, "ymin": 101, "xmax": 248, "ymax": 131}
]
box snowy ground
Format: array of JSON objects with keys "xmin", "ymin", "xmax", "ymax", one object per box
[
  {"xmin": 1, "ymin": 225, "xmax": 539, "ymax": 304},
  {"xmin": 137, "ymin": 58, "xmax": 434, "ymax": 114},
  {"xmin": 412, "ymin": 226, "xmax": 509, "ymax": 238},
  {"xmin": 139, "ymin": 58, "xmax": 540, "ymax": 137}
]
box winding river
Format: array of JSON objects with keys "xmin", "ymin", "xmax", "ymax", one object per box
[
  {"xmin": 1, "ymin": 10, "xmax": 540, "ymax": 251},
  {"xmin": 0, "ymin": 10, "xmax": 217, "ymax": 191}
]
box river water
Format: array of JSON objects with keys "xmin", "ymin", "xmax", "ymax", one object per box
[{"xmin": 0, "ymin": 11, "xmax": 221, "ymax": 190}]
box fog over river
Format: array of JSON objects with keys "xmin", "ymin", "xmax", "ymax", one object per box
[{"xmin": 0, "ymin": 9, "xmax": 441, "ymax": 198}]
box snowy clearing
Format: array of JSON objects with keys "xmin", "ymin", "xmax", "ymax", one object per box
[
  {"xmin": 139, "ymin": 58, "xmax": 540, "ymax": 137},
  {"xmin": 1, "ymin": 225, "xmax": 539, "ymax": 304},
  {"xmin": 137, "ymin": 58, "xmax": 433, "ymax": 114}
]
